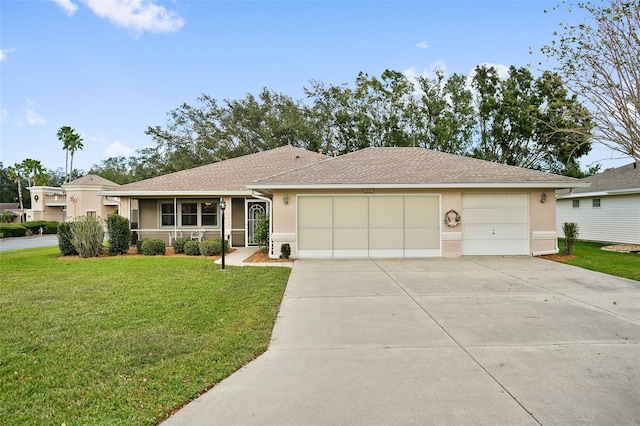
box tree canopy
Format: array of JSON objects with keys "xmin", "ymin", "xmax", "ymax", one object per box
[
  {"xmin": 90, "ymin": 65, "xmax": 594, "ymax": 183},
  {"xmin": 542, "ymin": 0, "xmax": 639, "ymax": 163}
]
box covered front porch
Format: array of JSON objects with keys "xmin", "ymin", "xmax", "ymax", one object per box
[{"xmin": 129, "ymin": 196, "xmax": 269, "ymax": 247}]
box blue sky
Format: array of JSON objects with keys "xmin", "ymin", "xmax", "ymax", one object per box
[{"xmin": 0, "ymin": 0, "xmax": 628, "ymax": 173}]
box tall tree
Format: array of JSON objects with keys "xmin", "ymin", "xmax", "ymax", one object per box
[
  {"xmin": 542, "ymin": 0, "xmax": 640, "ymax": 162},
  {"xmin": 57, "ymin": 126, "xmax": 84, "ymax": 182},
  {"xmin": 471, "ymin": 65, "xmax": 592, "ymax": 173},
  {"xmin": 6, "ymin": 164, "xmax": 25, "ymax": 217}
]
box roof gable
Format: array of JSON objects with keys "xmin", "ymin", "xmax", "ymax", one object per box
[
  {"xmin": 249, "ymin": 147, "xmax": 582, "ymax": 187},
  {"xmin": 64, "ymin": 174, "xmax": 120, "ymax": 188},
  {"xmin": 570, "ymin": 162, "xmax": 640, "ymax": 194}
]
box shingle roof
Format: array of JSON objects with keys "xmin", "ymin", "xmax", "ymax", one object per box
[
  {"xmin": 64, "ymin": 174, "xmax": 119, "ymax": 187},
  {"xmin": 249, "ymin": 147, "xmax": 583, "ymax": 187},
  {"xmin": 110, "ymin": 145, "xmax": 325, "ymax": 194},
  {"xmin": 557, "ymin": 162, "xmax": 640, "ymax": 196}
]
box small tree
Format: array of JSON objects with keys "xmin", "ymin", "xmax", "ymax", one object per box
[
  {"xmin": 1, "ymin": 210, "xmax": 14, "ymax": 223},
  {"xmin": 253, "ymin": 213, "xmax": 269, "ymax": 253},
  {"xmin": 70, "ymin": 216, "xmax": 105, "ymax": 258},
  {"xmin": 107, "ymin": 214, "xmax": 131, "ymax": 255},
  {"xmin": 562, "ymin": 222, "xmax": 579, "ymax": 255}
]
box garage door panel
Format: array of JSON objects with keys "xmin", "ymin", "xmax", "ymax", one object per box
[
  {"xmin": 298, "ymin": 228, "xmax": 332, "ymax": 250},
  {"xmin": 370, "ymin": 197, "xmax": 403, "ymax": 227},
  {"xmin": 369, "ymin": 227, "xmax": 403, "ymax": 249},
  {"xmin": 405, "ymin": 196, "xmax": 439, "ymax": 226},
  {"xmin": 334, "ymin": 228, "xmax": 368, "ymax": 250},
  {"xmin": 462, "ymin": 194, "xmax": 529, "ymax": 256},
  {"xmin": 334, "ymin": 197, "xmax": 368, "ymax": 227},
  {"xmin": 405, "ymin": 226, "xmax": 439, "ymax": 249},
  {"xmin": 298, "ymin": 197, "xmax": 332, "ymax": 227}
]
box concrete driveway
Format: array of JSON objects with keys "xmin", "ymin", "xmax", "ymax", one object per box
[{"xmin": 163, "ymin": 257, "xmax": 640, "ymax": 426}]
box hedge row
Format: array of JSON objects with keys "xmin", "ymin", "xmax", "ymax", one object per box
[{"xmin": 0, "ymin": 221, "xmax": 59, "ymax": 238}]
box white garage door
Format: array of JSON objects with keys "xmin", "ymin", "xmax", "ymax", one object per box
[
  {"xmin": 297, "ymin": 195, "xmax": 440, "ymax": 258},
  {"xmin": 462, "ymin": 194, "xmax": 529, "ymax": 256}
]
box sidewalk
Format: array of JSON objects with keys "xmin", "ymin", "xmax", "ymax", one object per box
[{"xmin": 214, "ymin": 247, "xmax": 294, "ymax": 268}]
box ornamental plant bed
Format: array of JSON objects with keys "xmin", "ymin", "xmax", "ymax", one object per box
[
  {"xmin": 58, "ymin": 247, "xmax": 235, "ymax": 260},
  {"xmin": 244, "ymin": 250, "xmax": 295, "ymax": 263}
]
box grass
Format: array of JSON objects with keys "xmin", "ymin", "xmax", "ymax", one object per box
[
  {"xmin": 0, "ymin": 246, "xmax": 291, "ymax": 425},
  {"xmin": 554, "ymin": 239, "xmax": 640, "ymax": 281}
]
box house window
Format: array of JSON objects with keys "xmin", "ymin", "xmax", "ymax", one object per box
[
  {"xmin": 130, "ymin": 199, "xmax": 139, "ymax": 229},
  {"xmin": 592, "ymin": 198, "xmax": 601, "ymax": 207},
  {"xmin": 572, "ymin": 200, "xmax": 580, "ymax": 208},
  {"xmin": 201, "ymin": 202, "xmax": 218, "ymax": 226},
  {"xmin": 87, "ymin": 211, "xmax": 97, "ymax": 218},
  {"xmin": 181, "ymin": 202, "xmax": 198, "ymax": 226},
  {"xmin": 160, "ymin": 200, "xmax": 219, "ymax": 227},
  {"xmin": 161, "ymin": 203, "xmax": 175, "ymax": 226}
]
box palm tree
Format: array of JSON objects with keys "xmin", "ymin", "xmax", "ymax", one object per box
[
  {"xmin": 57, "ymin": 126, "xmax": 83, "ymax": 182},
  {"xmin": 21, "ymin": 158, "xmax": 44, "ymax": 188},
  {"xmin": 6, "ymin": 164, "xmax": 25, "ymax": 221}
]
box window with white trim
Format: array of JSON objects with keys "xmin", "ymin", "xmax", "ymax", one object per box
[
  {"xmin": 572, "ymin": 200, "xmax": 580, "ymax": 208},
  {"xmin": 592, "ymin": 198, "xmax": 601, "ymax": 207},
  {"xmin": 159, "ymin": 200, "xmax": 219, "ymax": 227},
  {"xmin": 86, "ymin": 210, "xmax": 97, "ymax": 218}
]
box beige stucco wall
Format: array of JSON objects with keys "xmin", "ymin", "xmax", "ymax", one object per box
[
  {"xmin": 26, "ymin": 187, "xmax": 66, "ymax": 222},
  {"xmin": 271, "ymin": 187, "xmax": 559, "ymax": 258}
]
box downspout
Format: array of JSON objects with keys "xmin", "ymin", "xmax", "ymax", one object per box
[{"xmin": 251, "ymin": 191, "xmax": 276, "ymax": 259}]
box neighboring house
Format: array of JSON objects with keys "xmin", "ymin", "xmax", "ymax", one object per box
[
  {"xmin": 27, "ymin": 175, "xmax": 120, "ymax": 223},
  {"xmin": 100, "ymin": 145, "xmax": 587, "ymax": 258},
  {"xmin": 0, "ymin": 203, "xmax": 22, "ymax": 223},
  {"xmin": 556, "ymin": 162, "xmax": 640, "ymax": 244}
]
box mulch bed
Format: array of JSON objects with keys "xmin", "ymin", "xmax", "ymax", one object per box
[{"xmin": 243, "ymin": 250, "xmax": 294, "ymax": 263}]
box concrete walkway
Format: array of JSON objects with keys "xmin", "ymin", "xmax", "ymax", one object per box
[
  {"xmin": 163, "ymin": 257, "xmax": 640, "ymax": 425},
  {"xmin": 214, "ymin": 247, "xmax": 293, "ymax": 268}
]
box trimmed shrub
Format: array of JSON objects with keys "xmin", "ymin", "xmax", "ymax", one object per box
[
  {"xmin": 107, "ymin": 214, "xmax": 132, "ymax": 255},
  {"xmin": 136, "ymin": 238, "xmax": 146, "ymax": 254},
  {"xmin": 173, "ymin": 237, "xmax": 191, "ymax": 254},
  {"xmin": 22, "ymin": 220, "xmax": 48, "ymax": 234},
  {"xmin": 200, "ymin": 239, "xmax": 222, "ymax": 256},
  {"xmin": 57, "ymin": 222, "xmax": 77, "ymax": 255},
  {"xmin": 70, "ymin": 216, "xmax": 105, "ymax": 258},
  {"xmin": 562, "ymin": 222, "xmax": 579, "ymax": 255},
  {"xmin": 0, "ymin": 223, "xmax": 27, "ymax": 238},
  {"xmin": 45, "ymin": 221, "xmax": 59, "ymax": 234},
  {"xmin": 280, "ymin": 243, "xmax": 291, "ymax": 259},
  {"xmin": 184, "ymin": 240, "xmax": 200, "ymax": 256},
  {"xmin": 141, "ymin": 238, "xmax": 166, "ymax": 256}
]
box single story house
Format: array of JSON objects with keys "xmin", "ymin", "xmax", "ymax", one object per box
[
  {"xmin": 100, "ymin": 145, "xmax": 588, "ymax": 258},
  {"xmin": 27, "ymin": 175, "xmax": 120, "ymax": 223},
  {"xmin": 556, "ymin": 162, "xmax": 639, "ymax": 244}
]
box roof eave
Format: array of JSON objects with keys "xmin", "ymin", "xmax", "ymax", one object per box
[
  {"xmin": 247, "ymin": 182, "xmax": 591, "ymax": 190},
  {"xmin": 557, "ymin": 187, "xmax": 640, "ymax": 199},
  {"xmin": 97, "ymin": 190, "xmax": 254, "ymax": 197}
]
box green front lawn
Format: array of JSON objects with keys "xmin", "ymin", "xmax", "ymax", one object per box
[
  {"xmin": 0, "ymin": 247, "xmax": 290, "ymax": 425},
  {"xmin": 554, "ymin": 239, "xmax": 640, "ymax": 281}
]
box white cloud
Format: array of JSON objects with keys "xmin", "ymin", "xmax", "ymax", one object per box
[
  {"xmin": 51, "ymin": 0, "xmax": 78, "ymax": 16},
  {"xmin": 0, "ymin": 48, "xmax": 15, "ymax": 62},
  {"xmin": 403, "ymin": 60, "xmax": 448, "ymax": 81},
  {"xmin": 83, "ymin": 0, "xmax": 184, "ymax": 34},
  {"xmin": 105, "ymin": 141, "xmax": 134, "ymax": 157},
  {"xmin": 416, "ymin": 41, "xmax": 429, "ymax": 49},
  {"xmin": 24, "ymin": 100, "xmax": 45, "ymax": 125}
]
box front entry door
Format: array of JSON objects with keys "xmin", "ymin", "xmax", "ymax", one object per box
[{"xmin": 247, "ymin": 201, "xmax": 267, "ymax": 246}]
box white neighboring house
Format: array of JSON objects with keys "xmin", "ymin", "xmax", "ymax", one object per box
[{"xmin": 556, "ymin": 162, "xmax": 640, "ymax": 244}]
